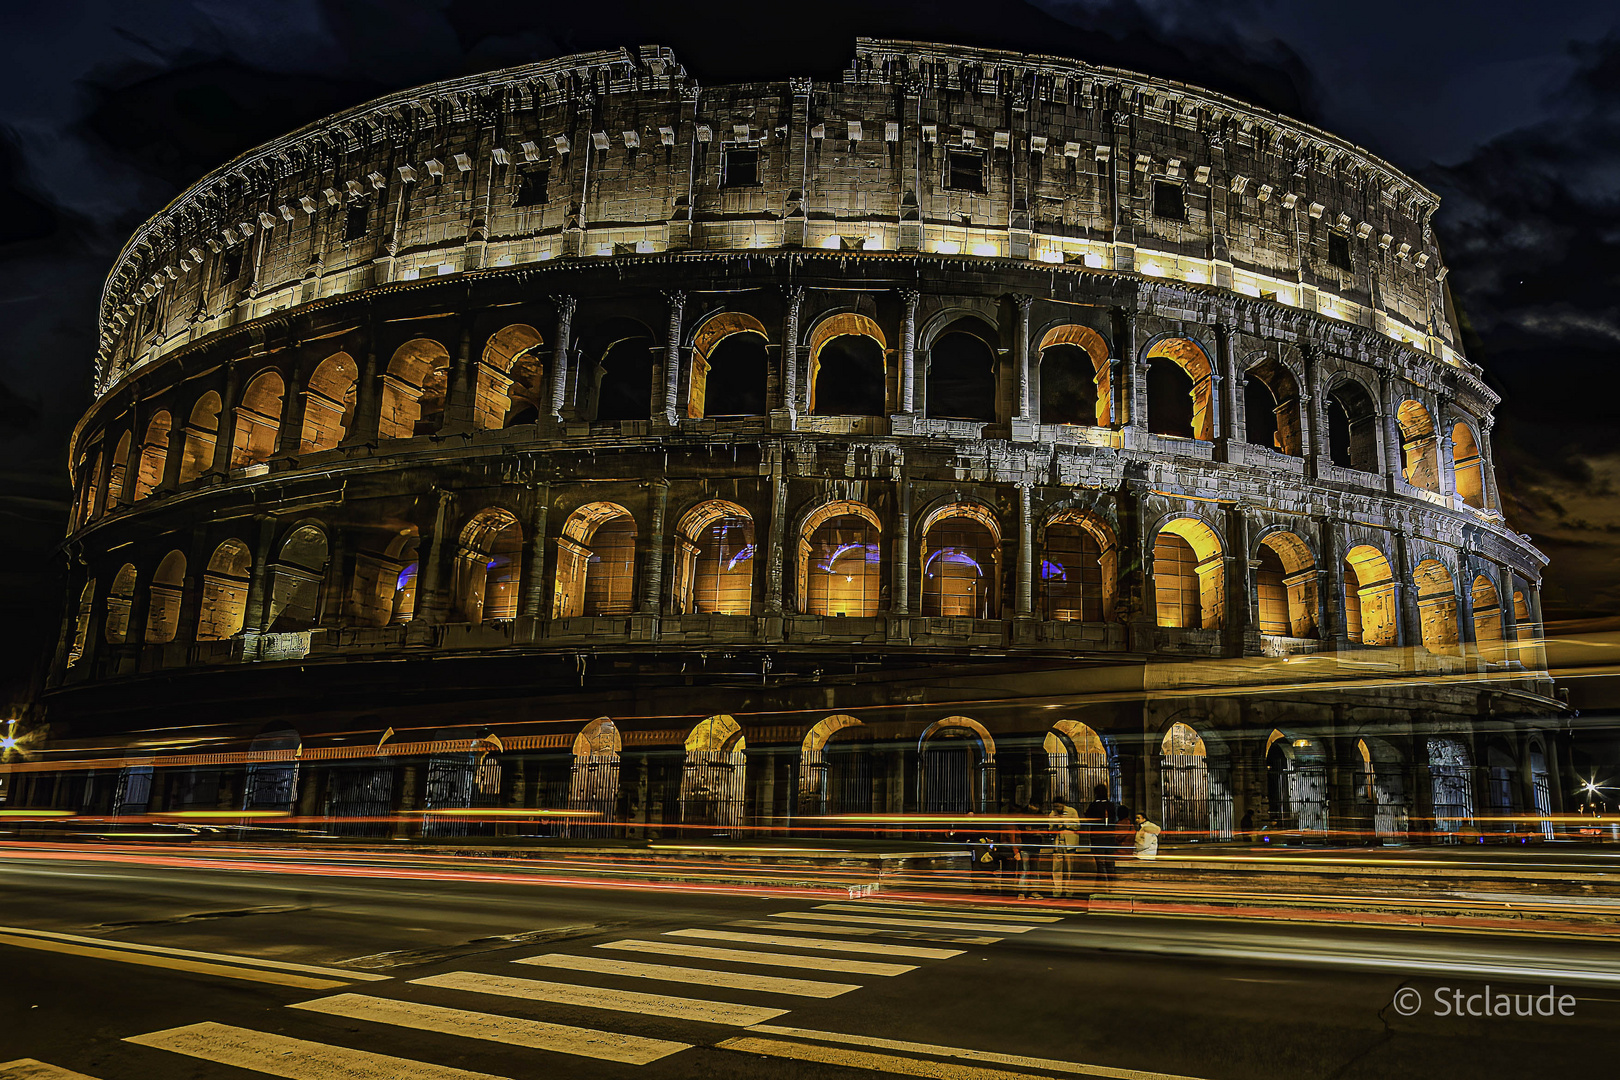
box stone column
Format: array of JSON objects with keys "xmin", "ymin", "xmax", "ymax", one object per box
[
  {"xmin": 211, "ymin": 361, "xmax": 241, "ymax": 474},
  {"xmin": 243, "ymin": 516, "xmax": 278, "ymax": 634},
  {"xmin": 661, "ymin": 290, "xmax": 686, "ymax": 426},
  {"xmin": 518, "ymin": 482, "xmax": 552, "ymax": 621},
  {"xmin": 546, "ymin": 295, "xmax": 576, "ymax": 425},
  {"xmin": 1228, "ymin": 502, "xmax": 1253, "ymax": 655},
  {"xmin": 121, "ymin": 566, "xmax": 152, "ymax": 666},
  {"xmin": 158, "ymin": 407, "xmax": 187, "ymax": 493},
  {"xmin": 764, "ymin": 448, "xmax": 788, "ymax": 613},
  {"xmin": 1318, "ymin": 515, "xmax": 1347, "ymax": 646},
  {"xmin": 641, "ymin": 479, "xmax": 668, "ymax": 615},
  {"xmin": 1013, "ymin": 294, "xmax": 1034, "ymax": 421},
  {"xmin": 1299, "ymin": 342, "xmax": 1320, "ymax": 464},
  {"xmin": 415, "ymin": 489, "xmax": 456, "ymax": 624},
  {"xmin": 774, "ymin": 286, "xmax": 803, "ymax": 430},
  {"xmin": 1497, "ymin": 565, "xmax": 1518, "ymax": 660},
  {"xmin": 1113, "ymin": 307, "xmax": 1140, "ymax": 432},
  {"xmin": 1526, "ymin": 583, "xmax": 1548, "ymax": 670},
  {"xmin": 1437, "ymin": 398, "xmax": 1457, "ymax": 501},
  {"xmin": 1479, "ymin": 414, "xmax": 1502, "ymax": 513},
  {"xmin": 1016, "ymin": 483, "xmax": 1034, "ymax": 618},
  {"xmin": 898, "ymin": 288, "xmax": 920, "ymax": 415},
  {"xmin": 892, "ymin": 465, "xmax": 911, "ymax": 617},
  {"xmin": 347, "ymin": 325, "xmax": 382, "ymax": 446},
  {"xmin": 118, "ymin": 385, "xmax": 143, "ymax": 509},
  {"xmin": 1377, "ymin": 365, "xmax": 1403, "ymax": 487},
  {"xmin": 1393, "ymin": 530, "xmax": 1420, "ymax": 649},
  {"xmin": 440, "ymin": 321, "xmax": 476, "ymax": 433},
  {"xmin": 276, "ymin": 364, "xmax": 307, "ymax": 457},
  {"xmin": 1215, "ymin": 322, "xmax": 1239, "ymax": 447},
  {"xmin": 319, "ymin": 525, "xmax": 347, "ymax": 630}
]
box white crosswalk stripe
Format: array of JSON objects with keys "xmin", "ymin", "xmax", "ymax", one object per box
[
  {"xmin": 516, "ymin": 952, "xmax": 860, "ymax": 998},
  {"xmin": 126, "ymin": 1021, "xmax": 508, "ymax": 1080},
  {"xmin": 412, "ymin": 970, "xmax": 788, "ymax": 1026},
  {"xmin": 817, "ymin": 902, "xmax": 1064, "ymax": 923},
  {"xmin": 668, "ymin": 928, "xmax": 964, "ymax": 960},
  {"xmin": 735, "ymin": 919, "xmax": 1004, "ymax": 945},
  {"xmin": 770, "ymin": 910, "xmax": 1037, "ymax": 933},
  {"xmin": 0, "ymin": 1061, "xmax": 102, "ymax": 1080},
  {"xmin": 597, "ymin": 938, "xmax": 916, "ymax": 975},
  {"xmin": 291, "ymin": 992, "xmax": 690, "ymax": 1065}
]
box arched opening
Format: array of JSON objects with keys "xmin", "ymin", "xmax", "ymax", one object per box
[
  {"xmin": 1483, "ymin": 739, "xmax": 1521, "ymax": 831},
  {"xmin": 106, "ymin": 430, "xmax": 132, "ymax": 506},
  {"xmin": 198, "ymin": 539, "xmax": 252, "ymax": 641},
  {"xmin": 919, "ymin": 717, "xmax": 994, "ymax": 815},
  {"xmin": 1243, "ymin": 358, "xmax": 1303, "ymax": 456},
  {"xmin": 1145, "ymin": 338, "xmax": 1214, "ymax": 441},
  {"xmin": 1427, "ymin": 736, "xmax": 1475, "ymax": 840},
  {"xmin": 1044, "ymin": 720, "xmax": 1116, "ymax": 808},
  {"xmin": 926, "ymin": 318, "xmax": 998, "ymax": 422},
  {"xmin": 1413, "ymin": 558, "xmax": 1459, "ymax": 655},
  {"xmin": 1326, "ymin": 380, "xmax": 1379, "ymax": 472},
  {"xmin": 799, "ymin": 715, "xmax": 871, "ymax": 817},
  {"xmin": 691, "ymin": 313, "xmax": 769, "ymax": 418},
  {"xmin": 477, "ymin": 324, "xmax": 545, "ymax": 429},
  {"xmin": 1153, "ymin": 517, "xmax": 1224, "ymax": 629},
  {"xmin": 1041, "ymin": 510, "xmax": 1116, "ymax": 622},
  {"xmin": 808, "ymin": 314, "xmax": 886, "ymax": 416},
  {"xmin": 104, "ymin": 564, "xmax": 137, "ymax": 644},
  {"xmin": 672, "ymin": 500, "xmax": 755, "ymax": 615},
  {"xmin": 681, "ymin": 715, "xmax": 747, "ymax": 836},
  {"xmin": 1512, "ymin": 590, "xmax": 1537, "ymax": 666},
  {"xmin": 75, "ymin": 451, "xmax": 100, "ymax": 527},
  {"xmin": 66, "ymin": 579, "xmax": 94, "ymax": 668},
  {"xmin": 230, "ymin": 370, "xmax": 285, "ymax": 467},
  {"xmin": 243, "ymin": 727, "xmax": 301, "ymax": 812},
  {"xmin": 1397, "ymin": 400, "xmax": 1441, "ymax": 491},
  {"xmin": 422, "ymin": 728, "xmax": 504, "ymax": 838},
  {"xmin": 386, "ymin": 530, "xmax": 420, "ymax": 625},
  {"xmin": 1472, "ymin": 574, "xmax": 1504, "ymax": 661},
  {"xmin": 1343, "ymin": 545, "xmax": 1398, "ymax": 646},
  {"xmin": 1037, "ymin": 325, "xmax": 1109, "ymax": 426},
  {"xmin": 144, "ymin": 550, "xmax": 186, "ymax": 644},
  {"xmin": 799, "ymin": 500, "xmax": 881, "ymax": 617},
  {"xmin": 1359, "ymin": 737, "xmax": 1410, "ymax": 842},
  {"xmin": 920, "ymin": 502, "xmax": 1000, "ymax": 619},
  {"xmin": 1528, "ymin": 742, "xmax": 1555, "ymax": 838},
  {"xmin": 1452, "ymin": 422, "xmax": 1486, "ymax": 509},
  {"xmin": 585, "ymin": 319, "xmax": 656, "ymax": 422},
  {"xmin": 454, "ymin": 509, "xmax": 522, "ymax": 623},
  {"xmin": 1160, "ymin": 722, "xmax": 1226, "ymax": 838},
  {"xmin": 567, "ymin": 718, "xmax": 622, "ymax": 837},
  {"xmin": 134, "ymin": 412, "xmax": 170, "ymax": 500},
  {"xmin": 299, "ymin": 352, "xmax": 359, "ymax": 451},
  {"xmin": 178, "ymin": 392, "xmax": 221, "ymax": 484},
  {"xmin": 380, "ymin": 338, "xmax": 451, "ymax": 438},
  {"xmin": 1264, "ymin": 730, "xmax": 1328, "ymax": 832},
  {"xmin": 266, "ymin": 525, "xmax": 329, "ymax": 632},
  {"xmin": 1255, "ymin": 532, "xmax": 1318, "ymax": 639},
  {"xmin": 554, "ymin": 503, "xmax": 636, "ymax": 618}
]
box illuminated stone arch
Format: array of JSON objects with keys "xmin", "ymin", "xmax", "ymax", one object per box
[
  {"xmin": 267, "ymin": 524, "xmax": 330, "ymax": 632},
  {"xmin": 1254, "ymin": 529, "xmax": 1318, "ymax": 638},
  {"xmin": 919, "ymin": 500, "xmax": 1001, "ymax": 619},
  {"xmin": 1471, "ymin": 573, "xmax": 1505, "ymax": 661},
  {"xmin": 231, "ymin": 369, "xmax": 286, "ymax": 467},
  {"xmin": 1396, "ymin": 399, "xmax": 1440, "ymax": 491},
  {"xmin": 1037, "ymin": 324, "xmax": 1111, "ymax": 426},
  {"xmin": 1045, "ymin": 719, "xmax": 1116, "ymax": 806},
  {"xmin": 681, "ymin": 714, "xmax": 747, "ymax": 835},
  {"xmin": 925, "ymin": 316, "xmax": 998, "ymax": 423},
  {"xmin": 105, "ymin": 430, "xmax": 132, "ymax": 506},
  {"xmin": 1144, "ymin": 336, "xmax": 1215, "ymax": 441},
  {"xmin": 380, "ymin": 338, "xmax": 451, "ymax": 439},
  {"xmin": 299, "ymin": 351, "xmax": 359, "ymax": 451},
  {"xmin": 919, "ymin": 716, "xmax": 996, "ymax": 815},
  {"xmin": 133, "ymin": 411, "xmax": 170, "ymax": 500},
  {"xmin": 66, "ymin": 578, "xmax": 94, "ymax": 668},
  {"xmin": 198, "ymin": 538, "xmax": 252, "ymax": 641},
  {"xmin": 566, "ymin": 717, "xmax": 623, "ymax": 836},
  {"xmin": 1263, "ymin": 728, "xmax": 1329, "ymax": 832},
  {"xmin": 143, "ymin": 550, "xmax": 186, "ymax": 644},
  {"xmin": 796, "ymin": 499, "xmax": 882, "ymax": 617},
  {"xmin": 477, "ymin": 324, "xmax": 545, "ymax": 429},
  {"xmin": 1413, "ymin": 557, "xmax": 1459, "ymax": 654},
  {"xmin": 807, "ymin": 312, "xmax": 887, "ymax": 416},
  {"xmin": 671, "ymin": 498, "xmax": 755, "ymax": 615},
  {"xmin": 1343, "ymin": 544, "xmax": 1398, "ymax": 646},
  {"xmin": 1324, "ymin": 373, "xmax": 1381, "ymax": 472},
  {"xmin": 1039, "ymin": 508, "xmax": 1117, "ymax": 622},
  {"xmin": 553, "ymin": 502, "xmax": 637, "ymax": 619},
  {"xmin": 1158, "ymin": 719, "xmax": 1234, "ymax": 838},
  {"xmin": 1151, "ymin": 516, "xmax": 1225, "ymax": 629},
  {"xmin": 1451, "ymin": 420, "xmax": 1487, "ymax": 509},
  {"xmin": 104, "ymin": 563, "xmax": 138, "ymax": 644},
  {"xmin": 178, "ymin": 391, "xmax": 221, "ymax": 484},
  {"xmin": 689, "ymin": 311, "xmax": 770, "ymax": 418},
  {"xmin": 798, "ymin": 714, "xmax": 865, "ymax": 818},
  {"xmin": 453, "ymin": 507, "xmax": 522, "ymax": 623},
  {"xmin": 1242, "ymin": 354, "xmax": 1304, "ymax": 457}
]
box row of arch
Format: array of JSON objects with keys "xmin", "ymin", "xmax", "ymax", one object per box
[
  {"xmin": 66, "ymin": 495, "xmax": 1539, "ymax": 669},
  {"xmin": 71, "ymin": 312, "xmax": 1494, "ymax": 531}
]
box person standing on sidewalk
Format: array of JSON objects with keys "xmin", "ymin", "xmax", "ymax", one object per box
[
  {"xmin": 1050, "ymin": 796, "xmax": 1082, "ymax": 897},
  {"xmin": 1110, "ymin": 804, "xmax": 1136, "ymax": 875},
  {"xmin": 1133, "ymin": 812, "xmax": 1163, "ymax": 861},
  {"xmin": 1083, "ymin": 784, "xmax": 1116, "ymax": 882}
]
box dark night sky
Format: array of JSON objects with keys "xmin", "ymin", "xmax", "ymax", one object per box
[{"xmin": 3, "ymin": 0, "xmax": 1619, "ymax": 702}]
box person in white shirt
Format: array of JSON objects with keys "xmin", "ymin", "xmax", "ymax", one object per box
[
  {"xmin": 1049, "ymin": 797, "xmax": 1082, "ymax": 897},
  {"xmin": 1133, "ymin": 813, "xmax": 1162, "ymax": 860}
]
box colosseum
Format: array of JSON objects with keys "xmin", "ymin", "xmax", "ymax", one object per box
[{"xmin": 24, "ymin": 38, "xmax": 1562, "ymax": 843}]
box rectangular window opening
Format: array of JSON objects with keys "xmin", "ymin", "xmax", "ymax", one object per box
[
  {"xmin": 1153, "ymin": 181, "xmax": 1186, "ymax": 221},
  {"xmin": 1329, "ymin": 231, "xmax": 1352, "ymax": 271},
  {"xmin": 218, "ymin": 248, "xmax": 243, "ymax": 286},
  {"xmin": 946, "ymin": 151, "xmax": 985, "ymax": 193},
  {"xmin": 514, "ymin": 167, "xmax": 549, "ymax": 207},
  {"xmin": 721, "ymin": 147, "xmax": 759, "ymax": 188},
  {"xmin": 343, "ymin": 201, "xmax": 370, "ymax": 243}
]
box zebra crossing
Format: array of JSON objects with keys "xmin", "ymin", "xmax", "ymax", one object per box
[{"xmin": 4, "ymin": 898, "xmax": 1088, "ymax": 1080}]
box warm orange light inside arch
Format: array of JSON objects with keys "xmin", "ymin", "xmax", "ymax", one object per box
[
  {"xmin": 1153, "ymin": 517, "xmax": 1224, "ymax": 629},
  {"xmin": 1039, "ymin": 324, "xmax": 1112, "ymax": 426},
  {"xmin": 807, "ymin": 313, "xmax": 887, "ymax": 414},
  {"xmin": 1413, "ymin": 557, "xmax": 1459, "ymax": 654},
  {"xmin": 1255, "ymin": 530, "xmax": 1318, "ymax": 639},
  {"xmin": 1343, "ymin": 544, "xmax": 1397, "ymax": 646},
  {"xmin": 1144, "ymin": 338, "xmax": 1215, "ymax": 441}
]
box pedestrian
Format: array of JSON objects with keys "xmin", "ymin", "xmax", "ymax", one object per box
[
  {"xmin": 1050, "ymin": 796, "xmax": 1081, "ymax": 898},
  {"xmin": 1084, "ymin": 784, "xmax": 1116, "ymax": 882},
  {"xmin": 1134, "ymin": 812, "xmax": 1162, "ymax": 861},
  {"xmin": 1016, "ymin": 802, "xmax": 1047, "ymax": 899},
  {"xmin": 1111, "ymin": 804, "xmax": 1136, "ymax": 875},
  {"xmin": 968, "ymin": 819, "xmax": 1000, "ymax": 893}
]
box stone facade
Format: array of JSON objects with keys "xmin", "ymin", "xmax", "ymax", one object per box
[{"xmin": 30, "ymin": 41, "xmax": 1562, "ymax": 841}]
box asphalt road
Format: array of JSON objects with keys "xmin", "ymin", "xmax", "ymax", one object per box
[{"xmin": 0, "ymin": 845, "xmax": 1616, "ymax": 1080}]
